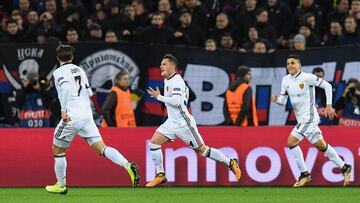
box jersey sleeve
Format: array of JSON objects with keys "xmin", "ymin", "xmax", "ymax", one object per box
[
  {"xmin": 53, "ymin": 70, "xmax": 72, "ymax": 112},
  {"xmin": 171, "ymin": 77, "xmax": 183, "ymax": 97},
  {"xmin": 305, "ymin": 73, "xmax": 333, "ymax": 105},
  {"xmin": 157, "ymin": 76, "xmax": 183, "ymax": 106},
  {"xmin": 276, "ymin": 77, "xmax": 288, "ymax": 106}
]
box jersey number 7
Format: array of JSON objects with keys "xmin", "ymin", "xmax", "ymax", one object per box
[{"xmin": 74, "ymin": 75, "xmax": 82, "ymax": 96}]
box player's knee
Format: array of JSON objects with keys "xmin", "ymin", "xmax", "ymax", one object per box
[
  {"xmin": 316, "ymin": 143, "xmax": 327, "ymax": 152},
  {"xmin": 149, "ymin": 142, "xmax": 162, "ymax": 151},
  {"xmin": 287, "ymin": 141, "xmax": 297, "ymax": 148}
]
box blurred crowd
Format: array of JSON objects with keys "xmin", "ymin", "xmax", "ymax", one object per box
[{"xmin": 0, "ymin": 0, "xmax": 360, "ymax": 52}]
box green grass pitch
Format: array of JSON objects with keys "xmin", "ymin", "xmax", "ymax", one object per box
[{"xmin": 1, "ymin": 187, "xmax": 359, "ymax": 203}]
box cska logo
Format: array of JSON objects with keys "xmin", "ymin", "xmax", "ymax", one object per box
[{"xmin": 299, "ymin": 83, "xmax": 304, "ymax": 89}]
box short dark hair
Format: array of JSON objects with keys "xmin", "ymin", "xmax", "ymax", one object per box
[
  {"xmin": 6, "ymin": 18, "xmax": 17, "ymax": 26},
  {"xmin": 56, "ymin": 44, "xmax": 75, "ymax": 62},
  {"xmin": 287, "ymin": 54, "xmax": 301, "ymax": 61},
  {"xmin": 313, "ymin": 67, "xmax": 324, "ymax": 74},
  {"xmin": 114, "ymin": 69, "xmax": 129, "ymax": 86},
  {"xmin": 163, "ymin": 54, "xmax": 179, "ymax": 69}
]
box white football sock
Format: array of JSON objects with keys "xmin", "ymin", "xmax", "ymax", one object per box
[
  {"xmin": 102, "ymin": 146, "xmax": 129, "ymax": 169},
  {"xmin": 54, "ymin": 153, "xmax": 67, "ymax": 187},
  {"xmin": 290, "ymin": 145, "xmax": 308, "ymax": 173},
  {"xmin": 324, "ymin": 144, "xmax": 345, "ymax": 168},
  {"xmin": 202, "ymin": 147, "xmax": 231, "ymax": 166},
  {"xmin": 149, "ymin": 143, "xmax": 164, "ymax": 174}
]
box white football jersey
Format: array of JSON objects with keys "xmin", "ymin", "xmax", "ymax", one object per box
[
  {"xmin": 276, "ymin": 71, "xmax": 332, "ymax": 124},
  {"xmin": 163, "ymin": 74, "xmax": 192, "ymax": 126},
  {"xmin": 53, "ymin": 63, "xmax": 93, "ymax": 121}
]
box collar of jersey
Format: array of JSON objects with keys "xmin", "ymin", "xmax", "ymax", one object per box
[
  {"xmin": 291, "ymin": 71, "xmax": 302, "ymax": 79},
  {"xmin": 167, "ymin": 73, "xmax": 177, "ymax": 80},
  {"xmin": 59, "ymin": 62, "xmax": 72, "ymax": 68}
]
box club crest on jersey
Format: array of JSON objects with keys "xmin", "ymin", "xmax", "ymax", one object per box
[
  {"xmin": 299, "ymin": 83, "xmax": 304, "ymax": 89},
  {"xmin": 166, "ymin": 86, "xmax": 169, "ymax": 92}
]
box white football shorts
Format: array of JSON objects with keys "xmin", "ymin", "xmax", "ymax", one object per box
[
  {"xmin": 53, "ymin": 119, "xmax": 102, "ymax": 148},
  {"xmin": 156, "ymin": 118, "xmax": 204, "ymax": 149},
  {"xmin": 291, "ymin": 121, "xmax": 323, "ymax": 144}
]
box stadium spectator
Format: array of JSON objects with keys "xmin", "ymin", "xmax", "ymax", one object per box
[
  {"xmin": 84, "ymin": 23, "xmax": 102, "ymax": 42},
  {"xmin": 18, "ymin": 0, "xmax": 31, "ymax": 20},
  {"xmin": 292, "ymin": 34, "xmax": 306, "ymax": 51},
  {"xmin": 44, "ymin": 0, "xmax": 61, "ymax": 25},
  {"xmin": 323, "ymin": 20, "xmax": 344, "ymax": 46},
  {"xmin": 254, "ymin": 8, "xmax": 277, "ymax": 44},
  {"xmin": 303, "ymin": 12, "xmax": 322, "ymax": 37},
  {"xmin": 104, "ymin": 30, "xmax": 119, "ymax": 43},
  {"xmin": 342, "ymin": 15, "xmax": 360, "ymax": 45},
  {"xmin": 335, "ymin": 78, "xmax": 360, "ymax": 121},
  {"xmin": 65, "ymin": 27, "xmax": 79, "ymax": 43},
  {"xmin": 183, "ymin": 0, "xmax": 210, "ymax": 30},
  {"xmin": 175, "ymin": 9, "xmax": 205, "ymax": 47},
  {"xmin": 135, "ymin": 12, "xmax": 177, "ymax": 45},
  {"xmin": 252, "ymin": 40, "xmax": 267, "ymax": 53},
  {"xmin": 131, "ymin": 0, "xmax": 150, "ymax": 27},
  {"xmin": 102, "ymin": 1, "xmax": 131, "ymax": 38},
  {"xmin": 295, "ymin": 0, "xmax": 323, "ymax": 29},
  {"xmin": 327, "ymin": 0, "xmax": 349, "ymax": 26},
  {"xmin": 157, "ymin": 0, "xmax": 177, "ymax": 28},
  {"xmin": 23, "ymin": 10, "xmax": 40, "ymax": 42},
  {"xmin": 224, "ymin": 65, "xmax": 258, "ymax": 126},
  {"xmin": 240, "ymin": 26, "xmax": 273, "ymax": 53},
  {"xmin": 209, "ymin": 12, "xmax": 238, "ymax": 45},
  {"xmin": 219, "ymin": 32, "xmax": 237, "ymax": 51},
  {"xmin": 102, "ymin": 70, "xmax": 136, "ymax": 127},
  {"xmin": 38, "ymin": 10, "xmax": 60, "ymax": 40},
  {"xmin": 204, "ymin": 38, "xmax": 217, "ymax": 51},
  {"xmin": 237, "ymin": 0, "xmax": 258, "ymax": 31},
  {"xmin": 90, "ymin": 3, "xmax": 106, "ymax": 27},
  {"xmin": 10, "ymin": 10, "xmax": 24, "ymax": 31},
  {"xmin": 349, "ymin": 0, "xmax": 360, "ymax": 23},
  {"xmin": 0, "ymin": 18, "xmax": 24, "ymax": 43},
  {"xmin": 264, "ymin": 0, "xmax": 293, "ymax": 48},
  {"xmin": 298, "ymin": 22, "xmax": 321, "ymax": 47}
]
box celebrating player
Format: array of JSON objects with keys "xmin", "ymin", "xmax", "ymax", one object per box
[
  {"xmin": 272, "ymin": 55, "xmax": 352, "ymax": 187},
  {"xmin": 45, "ymin": 44, "xmax": 140, "ymax": 194},
  {"xmin": 146, "ymin": 54, "xmax": 241, "ymax": 187}
]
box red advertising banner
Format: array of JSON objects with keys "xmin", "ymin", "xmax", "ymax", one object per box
[{"xmin": 0, "ymin": 127, "xmax": 359, "ymax": 187}]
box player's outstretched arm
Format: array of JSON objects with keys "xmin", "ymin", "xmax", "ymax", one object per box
[
  {"xmin": 147, "ymin": 86, "xmax": 182, "ymax": 106},
  {"xmin": 271, "ymin": 94, "xmax": 287, "ymax": 106}
]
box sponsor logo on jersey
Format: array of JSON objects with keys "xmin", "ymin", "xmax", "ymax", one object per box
[
  {"xmin": 79, "ymin": 49, "xmax": 140, "ymax": 93},
  {"xmin": 173, "ymin": 87, "xmax": 180, "ymax": 91}
]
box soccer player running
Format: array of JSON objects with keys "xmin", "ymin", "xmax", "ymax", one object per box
[
  {"xmin": 146, "ymin": 54, "xmax": 241, "ymax": 187},
  {"xmin": 272, "ymin": 55, "xmax": 351, "ymax": 187},
  {"xmin": 45, "ymin": 45, "xmax": 140, "ymax": 194}
]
